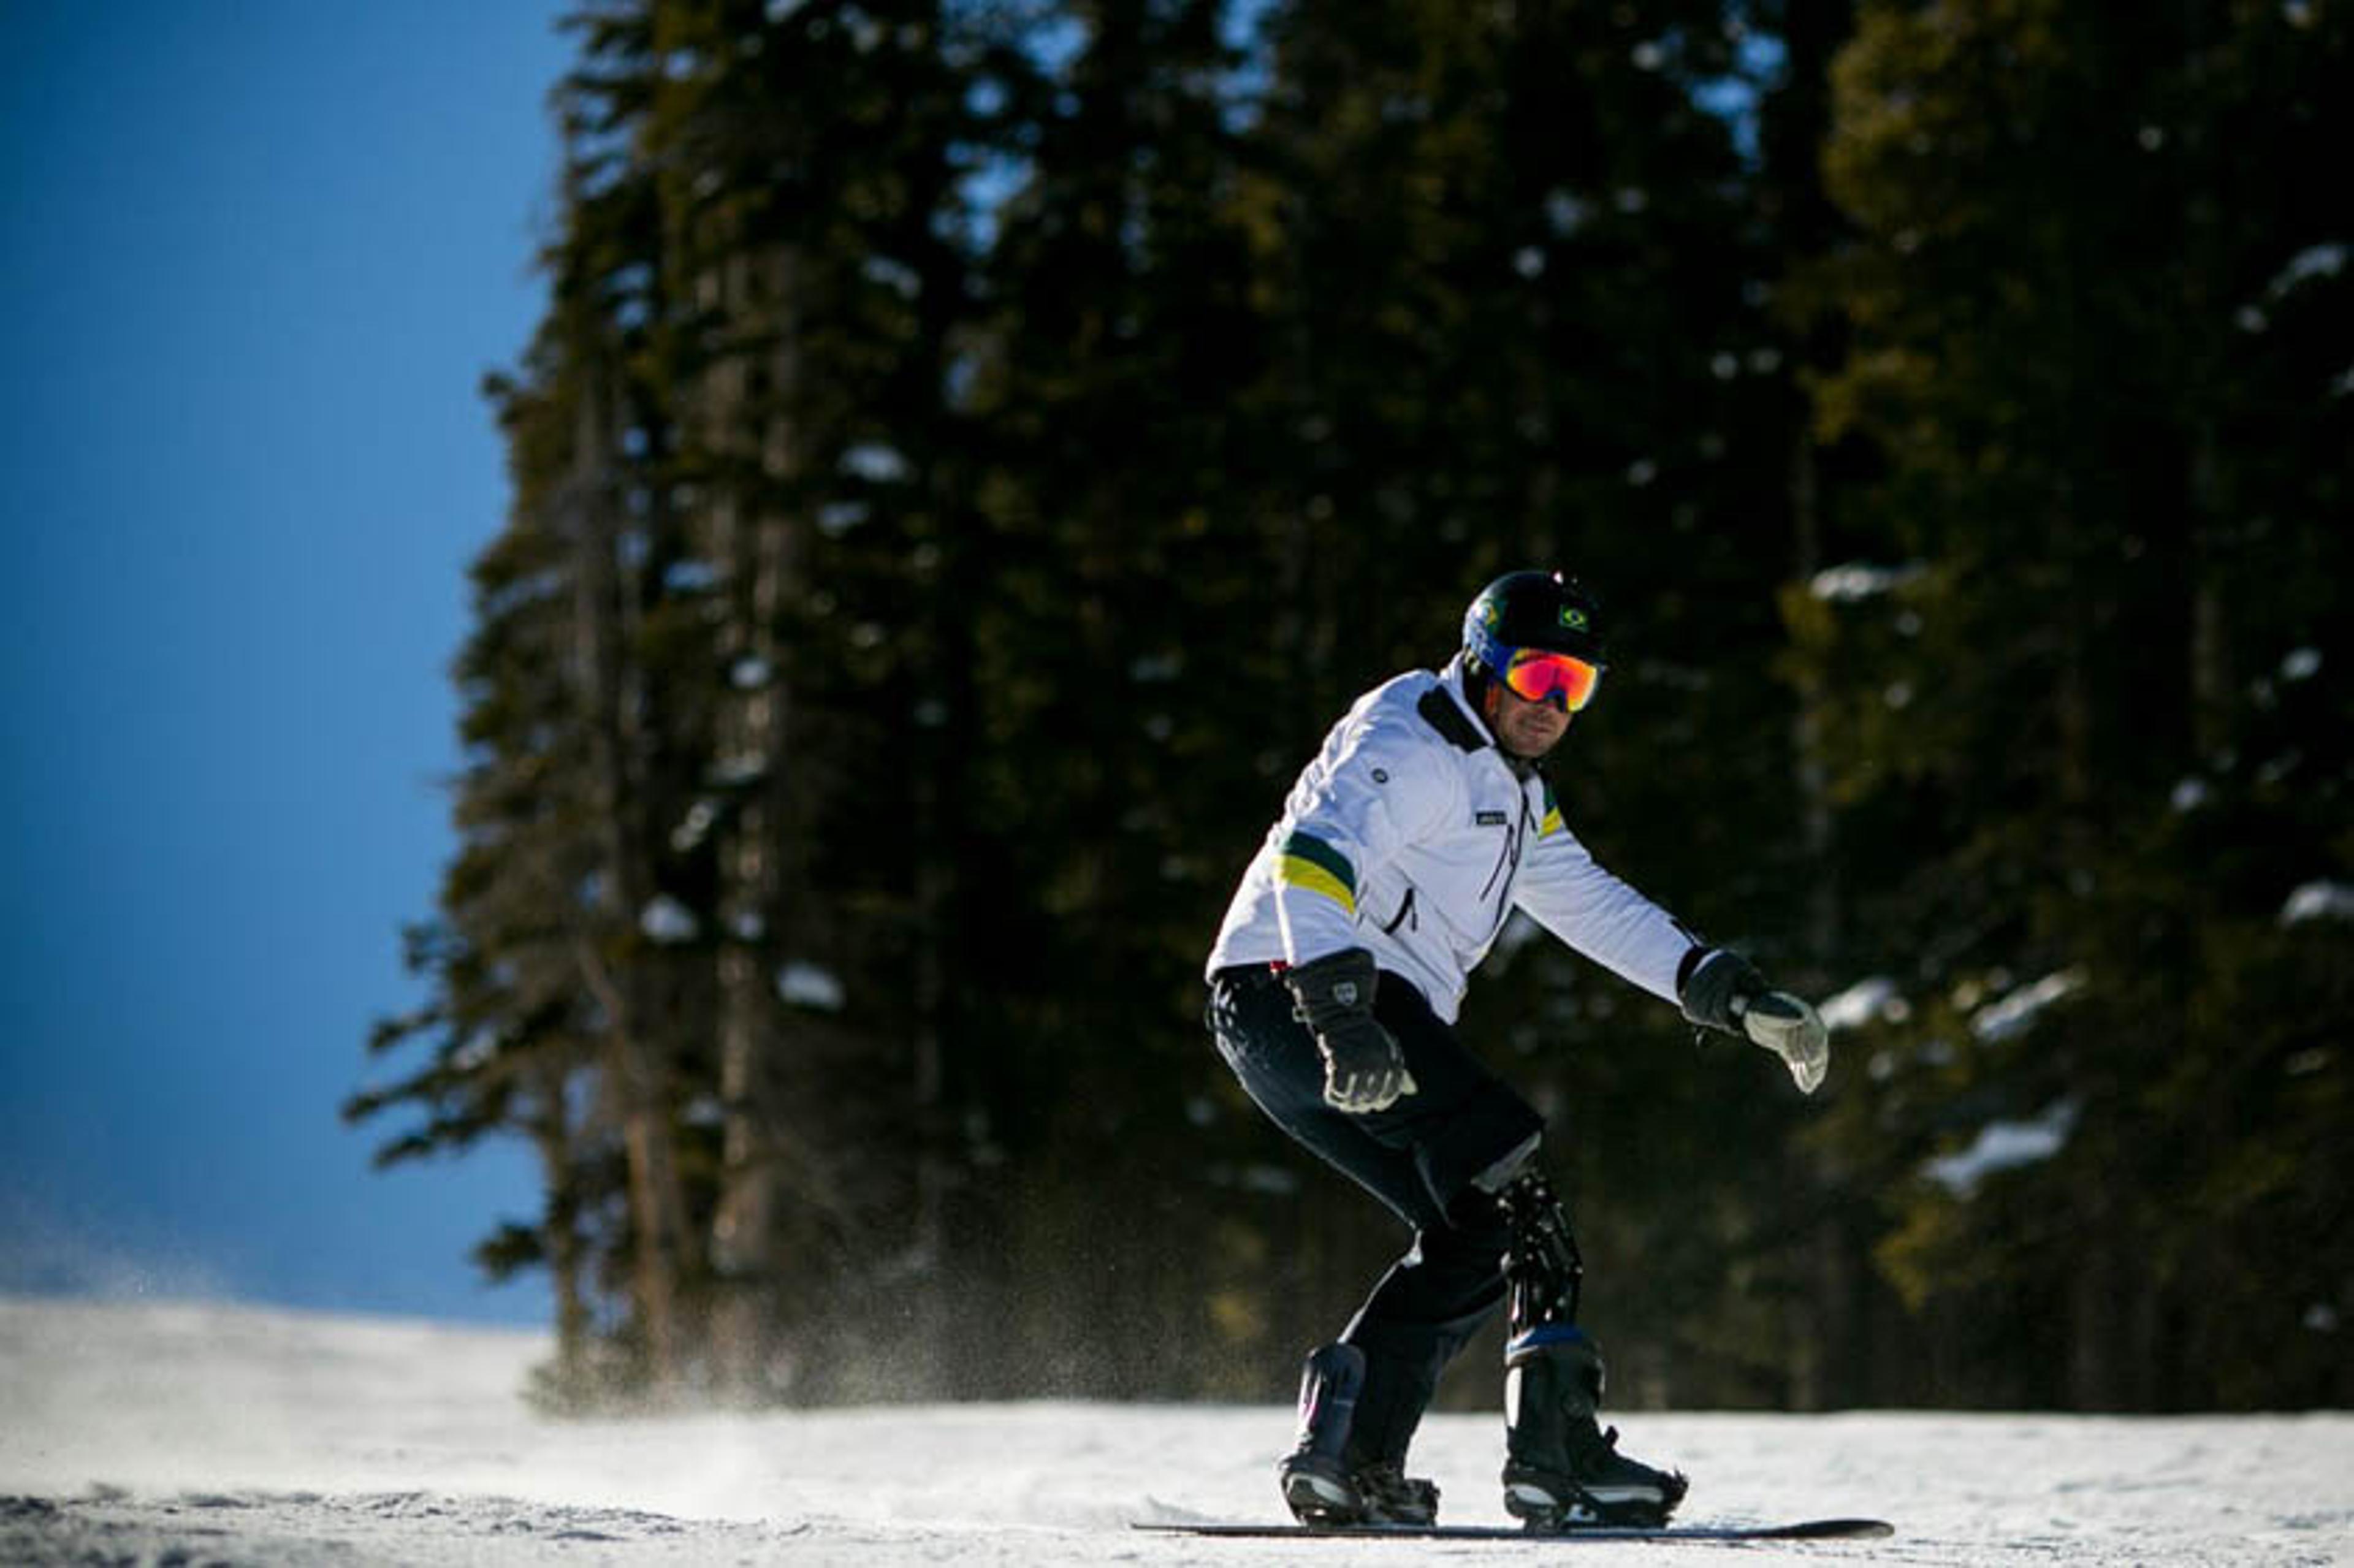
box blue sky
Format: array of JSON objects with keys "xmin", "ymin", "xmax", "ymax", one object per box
[{"xmin": 1, "ymin": 2, "xmax": 574, "ymax": 1323}]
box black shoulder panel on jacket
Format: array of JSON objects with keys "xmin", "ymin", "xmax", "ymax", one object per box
[{"xmin": 1417, "ymin": 687, "xmax": 1488, "ymax": 753}]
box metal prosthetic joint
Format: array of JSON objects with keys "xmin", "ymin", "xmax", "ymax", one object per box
[{"xmin": 1498, "ymin": 1171, "xmax": 1583, "ymax": 1336}]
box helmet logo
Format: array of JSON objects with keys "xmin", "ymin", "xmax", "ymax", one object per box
[{"xmin": 1560, "ymin": 606, "xmax": 1589, "ymax": 631}]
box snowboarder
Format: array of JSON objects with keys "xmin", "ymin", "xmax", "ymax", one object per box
[{"xmin": 1203, "ymin": 570, "xmax": 1830, "ymax": 1531}]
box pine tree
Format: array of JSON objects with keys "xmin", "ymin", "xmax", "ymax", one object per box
[
  {"xmin": 956, "ymin": 0, "xmax": 1282, "ymax": 1394},
  {"xmin": 1795, "ymin": 0, "xmax": 2354, "ymax": 1407},
  {"xmin": 364, "ymin": 0, "xmax": 2348, "ymax": 1411},
  {"xmin": 616, "ymin": 0, "xmax": 1010, "ymax": 1399},
  {"xmin": 1217, "ymin": 0, "xmax": 1830, "ymax": 1407}
]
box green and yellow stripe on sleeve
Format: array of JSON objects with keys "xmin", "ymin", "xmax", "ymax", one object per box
[
  {"xmin": 1540, "ymin": 783, "xmax": 1564, "ymax": 837},
  {"xmin": 1274, "ymin": 831, "xmax": 1358, "ymax": 915}
]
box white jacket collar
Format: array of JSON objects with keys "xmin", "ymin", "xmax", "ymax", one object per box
[{"xmin": 1439, "ymin": 653, "xmax": 1500, "ymax": 748}]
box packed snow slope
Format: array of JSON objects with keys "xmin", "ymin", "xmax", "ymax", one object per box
[{"xmin": 2, "ymin": 1295, "xmax": 2347, "ymax": 1565}]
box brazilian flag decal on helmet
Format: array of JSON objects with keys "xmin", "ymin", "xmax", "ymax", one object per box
[
  {"xmin": 1275, "ymin": 831, "xmax": 1357, "ymax": 915},
  {"xmin": 1463, "ymin": 570, "xmax": 1608, "ymax": 673}
]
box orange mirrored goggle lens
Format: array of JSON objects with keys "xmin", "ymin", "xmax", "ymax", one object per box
[{"xmin": 1502, "ymin": 649, "xmax": 1602, "ymax": 712}]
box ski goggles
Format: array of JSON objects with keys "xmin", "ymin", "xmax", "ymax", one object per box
[{"xmin": 1499, "ymin": 648, "xmax": 1602, "ymax": 712}]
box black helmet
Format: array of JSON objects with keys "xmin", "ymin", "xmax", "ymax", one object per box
[{"xmin": 1462, "ymin": 571, "xmax": 1608, "ymax": 675}]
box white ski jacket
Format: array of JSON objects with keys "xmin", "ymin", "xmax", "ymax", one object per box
[{"xmin": 1206, "ymin": 657, "xmax": 1702, "ymax": 1024}]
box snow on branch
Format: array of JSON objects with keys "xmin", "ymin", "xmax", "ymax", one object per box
[
  {"xmin": 1808, "ymin": 560, "xmax": 1925, "ymax": 602},
  {"xmin": 1924, "ymin": 1098, "xmax": 2082, "ymax": 1197},
  {"xmin": 2280, "ymin": 880, "xmax": 2354, "ymax": 927},
  {"xmin": 1970, "ymin": 969, "xmax": 2086, "ymax": 1043}
]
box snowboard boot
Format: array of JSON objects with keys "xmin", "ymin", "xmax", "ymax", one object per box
[
  {"xmin": 1501, "ymin": 1325, "xmax": 1686, "ymax": 1530},
  {"xmin": 1277, "ymin": 1344, "xmax": 1441, "ymax": 1526},
  {"xmin": 1279, "ymin": 1342, "xmax": 1366, "ymax": 1524},
  {"xmin": 1343, "ymin": 1347, "xmax": 1440, "ymax": 1524}
]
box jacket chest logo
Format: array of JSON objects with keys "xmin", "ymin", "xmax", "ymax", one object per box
[{"xmin": 1475, "ymin": 810, "xmax": 1509, "ymax": 826}]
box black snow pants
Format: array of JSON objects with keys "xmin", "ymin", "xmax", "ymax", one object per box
[{"xmin": 1206, "ymin": 961, "xmax": 1547, "ymax": 1464}]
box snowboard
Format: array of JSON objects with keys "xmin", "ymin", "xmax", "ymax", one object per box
[{"xmin": 1133, "ymin": 1516, "xmax": 1893, "ymax": 1544}]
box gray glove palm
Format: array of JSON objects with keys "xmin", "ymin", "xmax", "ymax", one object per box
[
  {"xmin": 1284, "ymin": 948, "xmax": 1417, "ymax": 1113},
  {"xmin": 1680, "ymin": 948, "xmax": 1830, "ymax": 1095},
  {"xmin": 1734, "ymin": 989, "xmax": 1829, "ymax": 1095}
]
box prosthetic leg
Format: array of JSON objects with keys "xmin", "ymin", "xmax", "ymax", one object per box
[{"xmin": 1498, "ymin": 1173, "xmax": 1687, "ymax": 1529}]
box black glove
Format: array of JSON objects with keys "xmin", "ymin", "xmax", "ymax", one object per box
[
  {"xmin": 1284, "ymin": 948, "xmax": 1417, "ymax": 1113},
  {"xmin": 1680, "ymin": 947, "xmax": 1830, "ymax": 1095},
  {"xmin": 1680, "ymin": 947, "xmax": 1766, "ymax": 1034}
]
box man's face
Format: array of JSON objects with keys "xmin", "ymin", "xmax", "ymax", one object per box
[{"xmin": 1490, "ymin": 681, "xmax": 1573, "ymax": 759}]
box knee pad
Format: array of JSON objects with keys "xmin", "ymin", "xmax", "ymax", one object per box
[{"xmin": 1498, "ymin": 1171, "xmax": 1583, "ymax": 1334}]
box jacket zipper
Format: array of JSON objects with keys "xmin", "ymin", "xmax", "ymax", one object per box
[{"xmin": 1474, "ymin": 788, "xmax": 1539, "ymax": 943}]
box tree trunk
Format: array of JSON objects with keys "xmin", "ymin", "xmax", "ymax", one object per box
[
  {"xmin": 533, "ymin": 1059, "xmax": 595, "ymax": 1404},
  {"xmin": 568, "ymin": 376, "xmax": 697, "ymax": 1393},
  {"xmin": 703, "ymin": 238, "xmax": 806, "ymax": 1401}
]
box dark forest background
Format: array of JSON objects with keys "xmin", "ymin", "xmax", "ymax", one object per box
[{"xmin": 348, "ymin": 0, "xmax": 2352, "ymax": 1413}]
